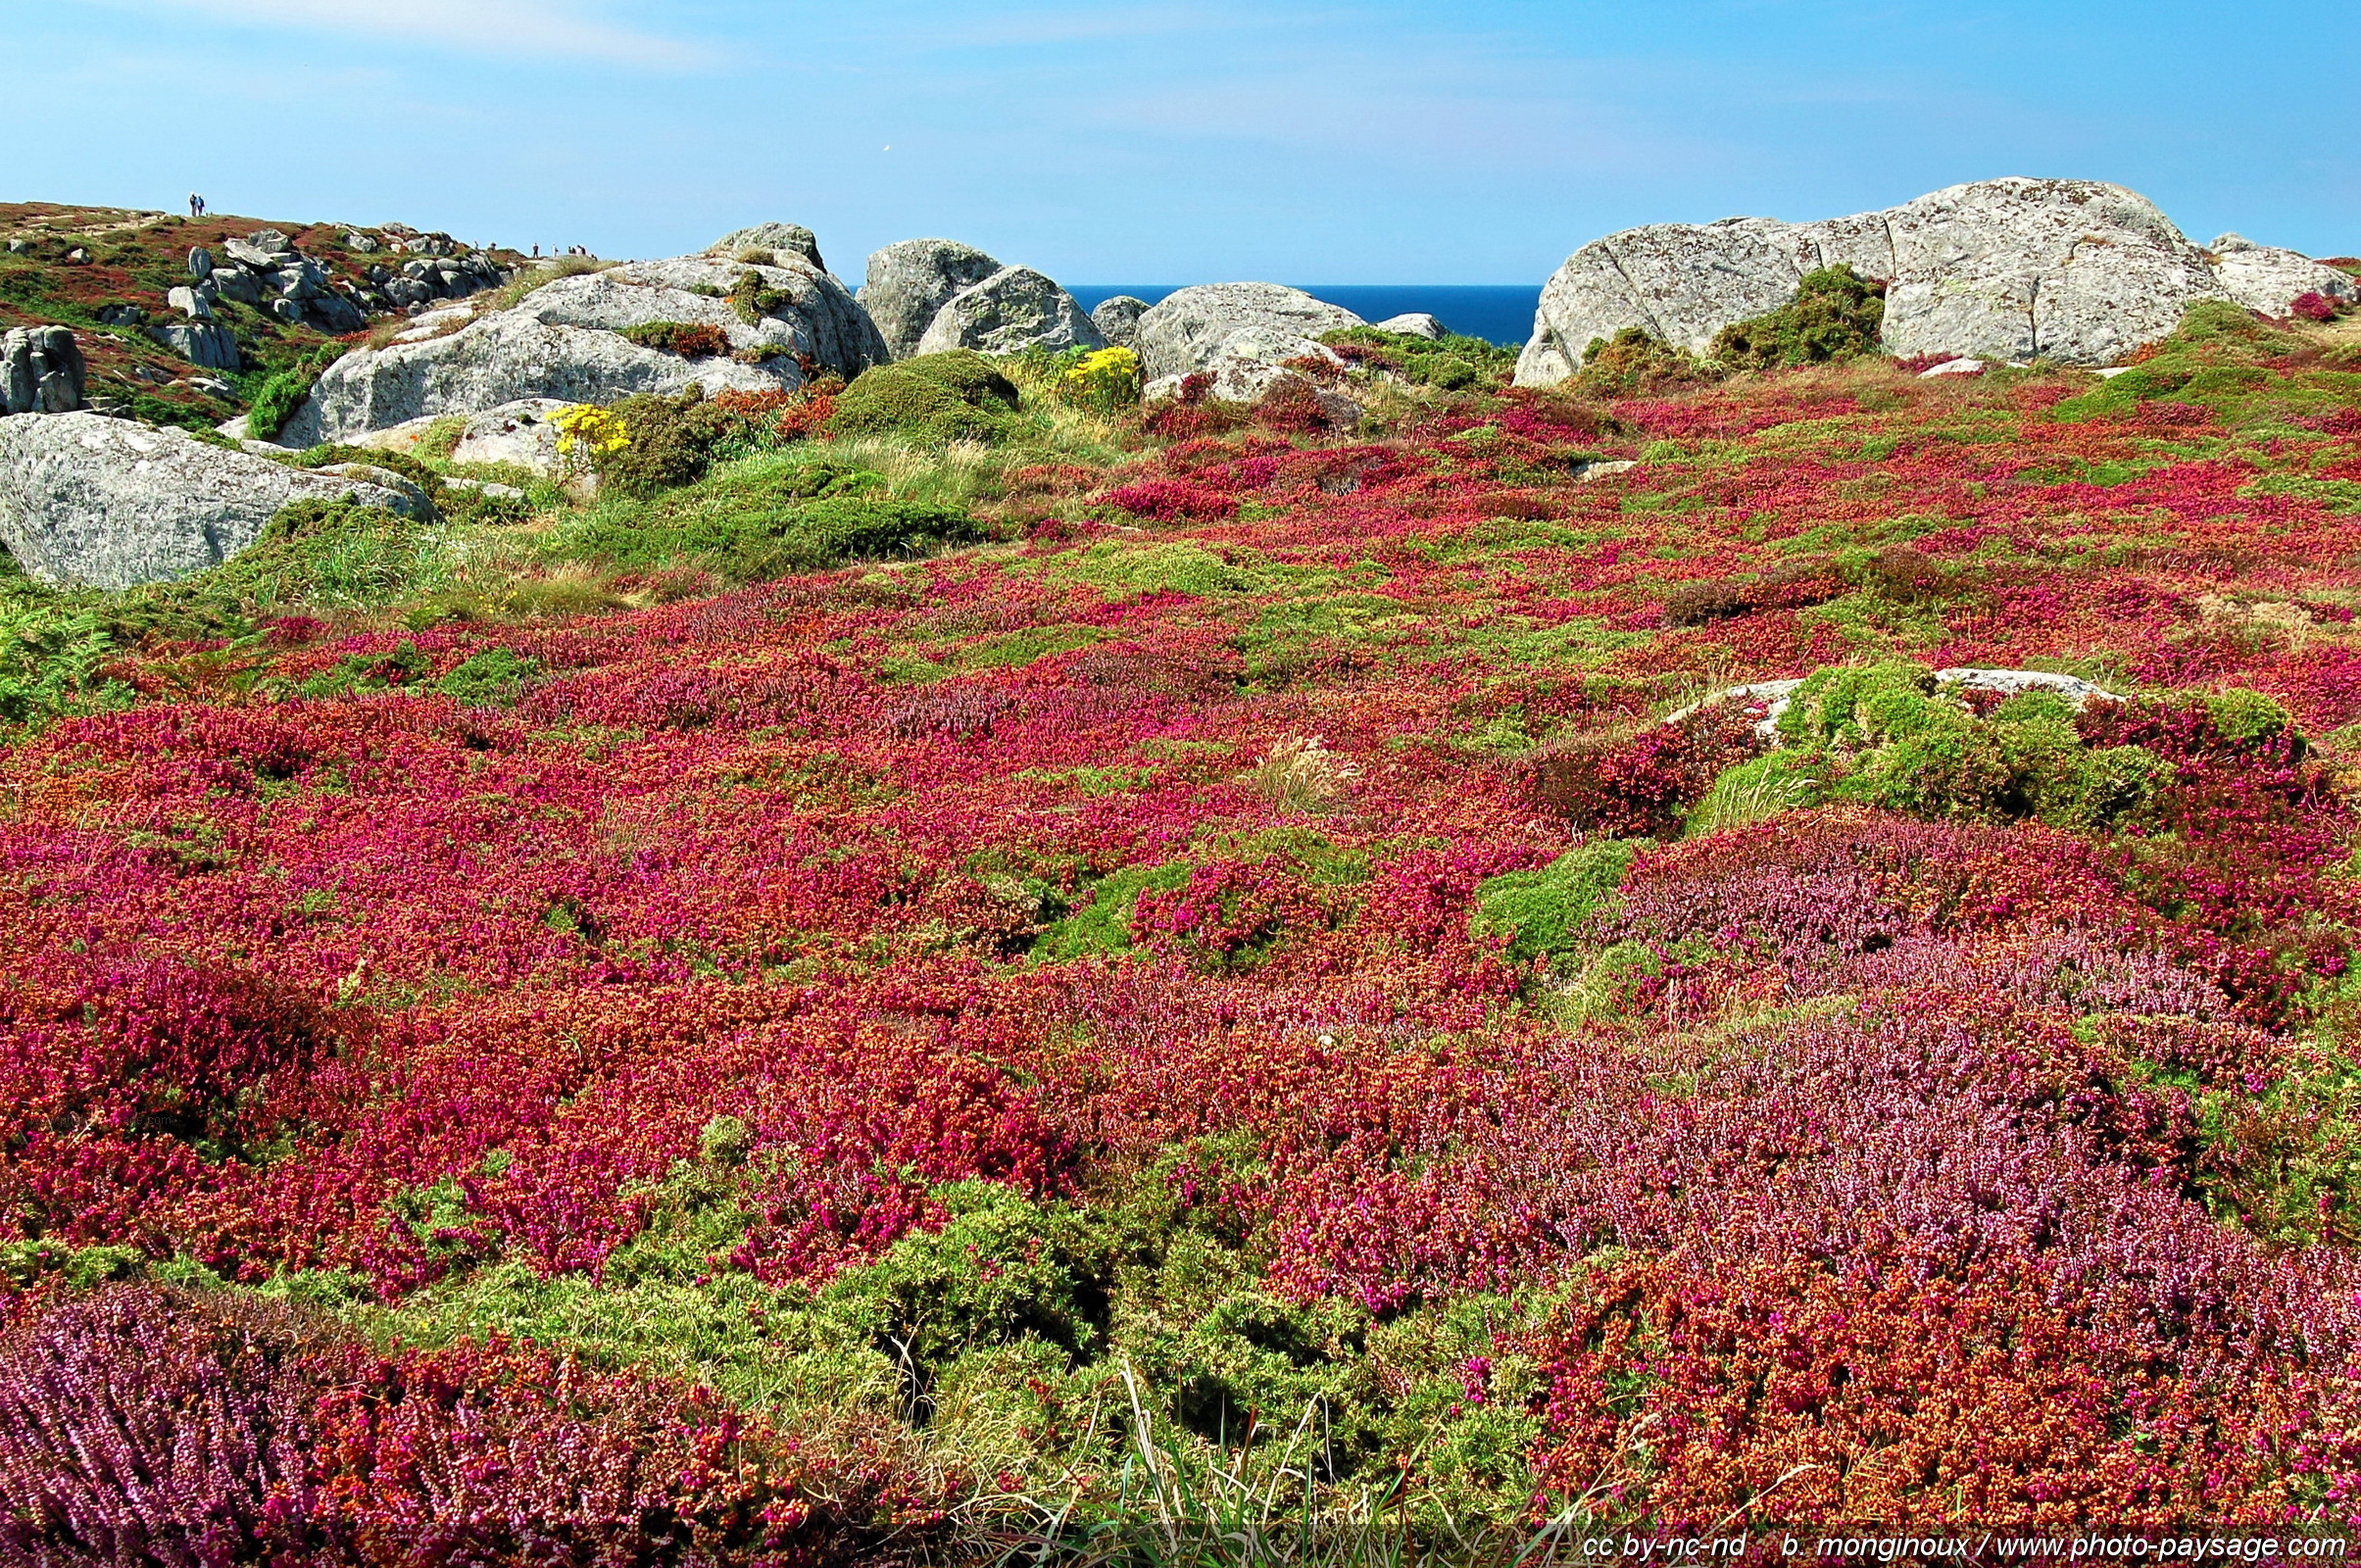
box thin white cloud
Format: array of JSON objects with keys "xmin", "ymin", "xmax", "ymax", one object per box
[{"xmin": 81, "ymin": 0, "xmax": 714, "ymax": 69}]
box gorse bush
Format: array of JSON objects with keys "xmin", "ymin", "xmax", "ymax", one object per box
[
  {"xmin": 1711, "ymin": 264, "xmax": 1888, "ymax": 369},
  {"xmin": 1055, "ymin": 345, "xmax": 1144, "ymax": 413},
  {"xmin": 555, "ymin": 386, "xmax": 799, "ymax": 496}
]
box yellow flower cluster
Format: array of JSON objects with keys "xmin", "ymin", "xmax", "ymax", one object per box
[
  {"xmin": 551, "ymin": 404, "xmax": 631, "ymax": 471},
  {"xmin": 1059, "ymin": 346, "xmax": 1142, "ymax": 413}
]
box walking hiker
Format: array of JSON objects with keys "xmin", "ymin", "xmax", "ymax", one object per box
[{"xmin": 188, "ymin": 193, "xmax": 203, "ymax": 219}]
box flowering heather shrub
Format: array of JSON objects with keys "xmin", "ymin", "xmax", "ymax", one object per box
[
  {"xmin": 6, "ymin": 314, "xmax": 2361, "ymax": 1544},
  {"xmin": 1103, "ymin": 476, "xmax": 1240, "ymax": 521},
  {"xmin": 0, "ymin": 1284, "xmax": 951, "ymax": 1563},
  {"xmin": 1529, "ymin": 702, "xmax": 1758, "ymax": 837},
  {"xmin": 618, "ymin": 318, "xmax": 732, "ymax": 359},
  {"xmin": 2293, "ymin": 291, "xmax": 2341, "ymax": 323}
]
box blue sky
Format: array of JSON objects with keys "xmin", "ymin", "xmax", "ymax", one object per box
[{"xmin": 6, "ymin": 0, "xmax": 2355, "ymax": 283}]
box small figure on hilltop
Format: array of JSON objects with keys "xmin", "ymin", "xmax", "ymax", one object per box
[{"xmin": 187, "ymin": 193, "xmax": 206, "ymax": 219}]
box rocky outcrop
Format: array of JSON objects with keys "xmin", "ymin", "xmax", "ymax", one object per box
[
  {"xmin": 147, "ymin": 322, "xmax": 240, "ymax": 372},
  {"xmin": 448, "ymin": 400, "xmax": 574, "ymax": 476},
  {"xmin": 1144, "ymin": 328, "xmax": 1361, "ymax": 427},
  {"xmin": 915, "ymin": 267, "xmax": 1105, "ymax": 357},
  {"xmin": 1091, "ymin": 295, "xmax": 1149, "ymax": 350},
  {"xmin": 274, "ymin": 254, "xmax": 886, "ymax": 448},
  {"xmin": 0, "ymin": 413, "xmax": 423, "ymax": 589},
  {"xmin": 2, "ymin": 327, "xmax": 85, "ymax": 414},
  {"xmin": 859, "ymin": 240, "xmax": 1004, "ymax": 360},
  {"xmin": 1372, "ymin": 313, "xmax": 1446, "ymax": 339},
  {"xmin": 174, "ymin": 228, "xmax": 399, "ymax": 340},
  {"xmin": 710, "ymin": 222, "xmax": 826, "ymax": 272},
  {"xmin": 2209, "ymin": 233, "xmax": 2360, "ymax": 318},
  {"xmin": 1133, "ymin": 283, "xmax": 1364, "ymax": 380},
  {"xmin": 1515, "ymin": 177, "xmax": 2351, "ymax": 384}
]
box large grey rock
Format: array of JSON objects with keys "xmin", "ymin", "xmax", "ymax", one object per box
[
  {"xmin": 1372, "ymin": 313, "xmax": 1446, "ymax": 339},
  {"xmin": 859, "ymin": 239, "xmax": 1003, "ymax": 360},
  {"xmin": 710, "ymin": 222, "xmax": 826, "ymax": 272},
  {"xmin": 276, "ymin": 253, "xmax": 886, "ymax": 447},
  {"xmin": 0, "ymin": 413, "xmax": 421, "ymax": 589},
  {"xmin": 2, "ymin": 328, "xmax": 86, "ymax": 415},
  {"xmin": 148, "ymin": 322, "xmax": 241, "ymax": 371},
  {"xmin": 914, "ymin": 266, "xmax": 1105, "ymax": 357},
  {"xmin": 446, "ymin": 399, "xmax": 575, "ymax": 475},
  {"xmin": 305, "ymin": 291, "xmax": 368, "ymax": 334},
  {"xmin": 187, "ymin": 246, "xmax": 214, "ymax": 280},
  {"xmin": 211, "ymin": 268, "xmax": 263, "ymax": 308},
  {"xmin": 1515, "ymin": 177, "xmax": 2333, "ymax": 384},
  {"xmin": 1091, "ymin": 295, "xmax": 1149, "ymax": 349},
  {"xmin": 221, "ymin": 236, "xmax": 280, "ymax": 270},
  {"xmin": 1132, "ymin": 283, "xmax": 1364, "ymax": 381},
  {"xmin": 2209, "ymin": 232, "xmax": 2361, "ymax": 318},
  {"xmin": 167, "ymin": 285, "xmax": 213, "ymax": 319}
]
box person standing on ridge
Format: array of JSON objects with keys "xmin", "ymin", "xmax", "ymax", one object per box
[{"xmin": 188, "ymin": 193, "xmax": 204, "ymax": 219}]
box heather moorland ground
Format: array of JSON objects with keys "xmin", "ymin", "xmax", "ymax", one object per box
[{"xmin": 6, "ymin": 286, "xmax": 2361, "ymax": 1561}]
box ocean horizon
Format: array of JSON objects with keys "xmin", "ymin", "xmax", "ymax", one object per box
[{"xmin": 1069, "ymin": 284, "xmax": 1542, "ymax": 348}]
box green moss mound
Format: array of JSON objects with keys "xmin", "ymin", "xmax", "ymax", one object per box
[
  {"xmin": 829, "ymin": 351, "xmax": 1023, "ymax": 444},
  {"xmin": 561, "ymin": 453, "xmax": 979, "ymax": 581},
  {"xmin": 1711, "ymin": 265, "xmax": 1888, "ymax": 370},
  {"xmin": 1691, "ymin": 660, "xmax": 2170, "ymax": 832},
  {"xmin": 2051, "ymin": 301, "xmax": 2361, "ymax": 429},
  {"xmin": 1470, "ymin": 839, "xmax": 1640, "ymax": 964}
]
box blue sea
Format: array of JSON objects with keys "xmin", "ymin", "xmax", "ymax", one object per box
[{"xmin": 1069, "ymin": 285, "xmax": 1541, "ymax": 348}]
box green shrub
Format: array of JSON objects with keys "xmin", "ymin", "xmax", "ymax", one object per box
[
  {"xmin": 1470, "ymin": 839, "xmax": 1639, "ymax": 964},
  {"xmin": 1032, "ymin": 861, "xmax": 1191, "ymax": 960},
  {"xmin": 300, "ymin": 639, "xmax": 431, "ymax": 699},
  {"xmin": 819, "ymin": 1184, "xmax": 1118, "ymax": 1385},
  {"xmin": 1571, "ymin": 326, "xmax": 1711, "ymax": 396},
  {"xmin": 829, "ymin": 352, "xmax": 1021, "ymax": 445},
  {"xmin": 434, "ymin": 647, "xmax": 541, "ymax": 707},
  {"xmin": 1321, "ymin": 327, "xmax": 1519, "ymax": 391},
  {"xmin": 2205, "ymin": 688, "xmax": 2296, "ymax": 747},
  {"xmin": 1727, "ymin": 662, "xmax": 2166, "ymax": 831},
  {"xmin": 559, "ymin": 463, "xmax": 979, "ymax": 581},
  {"xmin": 588, "ymin": 388, "xmax": 748, "ymax": 495},
  {"xmin": 0, "ymin": 599, "xmax": 132, "ymax": 735},
  {"xmin": 2050, "ymin": 302, "xmax": 2326, "ymax": 424},
  {"xmin": 619, "ymin": 320, "xmax": 731, "ymax": 358},
  {"xmin": 1063, "ymin": 541, "xmax": 1257, "ymax": 600},
  {"xmin": 727, "ymin": 270, "xmax": 791, "ymax": 327},
  {"xmin": 246, "ymin": 343, "xmax": 345, "ymax": 440},
  {"xmin": 1711, "ymin": 265, "xmax": 1888, "ymax": 370},
  {"xmin": 761, "ymin": 497, "xmax": 984, "ymax": 573}
]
